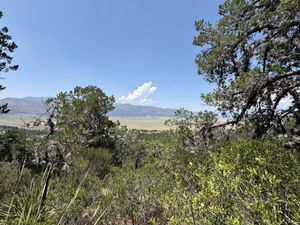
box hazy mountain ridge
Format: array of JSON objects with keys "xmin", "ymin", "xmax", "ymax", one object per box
[
  {"xmin": 109, "ymin": 103, "xmax": 175, "ymax": 117},
  {"xmin": 0, "ymin": 97, "xmax": 49, "ymax": 115},
  {"xmin": 0, "ymin": 97, "xmax": 176, "ymax": 117}
]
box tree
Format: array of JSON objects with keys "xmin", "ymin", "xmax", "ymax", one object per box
[
  {"xmin": 194, "ymin": 0, "xmax": 300, "ymax": 138},
  {"xmin": 0, "ymin": 128, "xmax": 27, "ymax": 162},
  {"xmin": 0, "ymin": 11, "xmax": 18, "ymax": 113},
  {"xmin": 46, "ymin": 86, "xmax": 117, "ymax": 149}
]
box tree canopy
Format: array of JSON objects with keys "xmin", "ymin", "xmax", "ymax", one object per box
[
  {"xmin": 0, "ymin": 11, "xmax": 18, "ymax": 114},
  {"xmin": 194, "ymin": 0, "xmax": 300, "ymax": 138},
  {"xmin": 46, "ymin": 86, "xmax": 117, "ymax": 149}
]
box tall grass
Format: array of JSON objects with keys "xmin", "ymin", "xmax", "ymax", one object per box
[
  {"xmin": 0, "ymin": 167, "xmax": 51, "ymax": 225},
  {"xmin": 1, "ymin": 160, "xmax": 26, "ymax": 224},
  {"xmin": 57, "ymin": 170, "xmax": 89, "ymax": 225},
  {"xmin": 1, "ymin": 166, "xmax": 112, "ymax": 225}
]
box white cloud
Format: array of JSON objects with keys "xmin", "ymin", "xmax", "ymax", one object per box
[{"xmin": 118, "ymin": 81, "xmax": 157, "ymax": 104}]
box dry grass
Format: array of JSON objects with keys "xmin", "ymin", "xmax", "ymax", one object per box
[
  {"xmin": 0, "ymin": 114, "xmax": 171, "ymax": 131},
  {"xmin": 111, "ymin": 117, "xmax": 170, "ymax": 130}
]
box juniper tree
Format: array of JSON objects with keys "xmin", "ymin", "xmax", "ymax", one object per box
[
  {"xmin": 46, "ymin": 86, "xmax": 117, "ymax": 149},
  {"xmin": 194, "ymin": 0, "xmax": 300, "ymax": 138}
]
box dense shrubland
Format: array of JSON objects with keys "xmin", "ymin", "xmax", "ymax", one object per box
[
  {"xmin": 1, "ymin": 0, "xmax": 300, "ymax": 224},
  {"xmin": 0, "ymin": 100, "xmax": 299, "ymax": 224}
]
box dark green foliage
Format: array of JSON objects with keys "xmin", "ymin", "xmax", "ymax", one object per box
[
  {"xmin": 76, "ymin": 147, "xmax": 112, "ymax": 179},
  {"xmin": 0, "ymin": 128, "xmax": 27, "ymax": 162},
  {"xmin": 0, "ymin": 11, "xmax": 18, "ymax": 114},
  {"xmin": 0, "ymin": 11, "xmax": 18, "ymax": 73},
  {"xmin": 194, "ymin": 0, "xmax": 300, "ymax": 138},
  {"xmin": 0, "ymin": 161, "xmax": 31, "ymax": 202},
  {"xmin": 46, "ymin": 86, "xmax": 116, "ymax": 149},
  {"xmin": 46, "ymin": 85, "xmax": 123, "ymax": 165}
]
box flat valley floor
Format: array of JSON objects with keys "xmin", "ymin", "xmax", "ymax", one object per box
[{"xmin": 0, "ymin": 114, "xmax": 170, "ymax": 131}]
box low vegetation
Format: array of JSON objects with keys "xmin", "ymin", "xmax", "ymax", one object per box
[
  {"xmin": 0, "ymin": 87, "xmax": 299, "ymax": 224},
  {"xmin": 0, "ymin": 0, "xmax": 299, "ymax": 224}
]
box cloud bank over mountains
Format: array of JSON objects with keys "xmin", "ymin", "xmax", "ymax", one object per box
[{"xmin": 118, "ymin": 81, "xmax": 157, "ymax": 104}]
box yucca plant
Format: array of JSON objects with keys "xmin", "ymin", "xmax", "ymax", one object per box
[{"xmin": 0, "ymin": 168, "xmax": 53, "ymax": 225}]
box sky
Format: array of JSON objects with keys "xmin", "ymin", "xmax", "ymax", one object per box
[{"xmin": 0, "ymin": 0, "xmax": 223, "ymax": 111}]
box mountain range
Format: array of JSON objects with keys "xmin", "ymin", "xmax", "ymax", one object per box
[{"xmin": 0, "ymin": 97, "xmax": 176, "ymax": 117}]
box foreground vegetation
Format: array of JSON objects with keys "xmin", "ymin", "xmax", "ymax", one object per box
[
  {"xmin": 0, "ymin": 86, "xmax": 299, "ymax": 224},
  {"xmin": 0, "ymin": 124, "xmax": 299, "ymax": 224},
  {"xmin": 1, "ymin": 0, "xmax": 300, "ymax": 224}
]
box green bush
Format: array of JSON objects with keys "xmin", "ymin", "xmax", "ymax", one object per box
[
  {"xmin": 76, "ymin": 147, "xmax": 112, "ymax": 179},
  {"xmin": 101, "ymin": 161, "xmax": 171, "ymax": 225},
  {"xmin": 165, "ymin": 138, "xmax": 300, "ymax": 225},
  {"xmin": 0, "ymin": 161, "xmax": 31, "ymax": 202},
  {"xmin": 0, "ymin": 128, "xmax": 27, "ymax": 163}
]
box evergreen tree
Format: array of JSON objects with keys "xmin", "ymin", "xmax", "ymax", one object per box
[
  {"xmin": 0, "ymin": 11, "xmax": 18, "ymax": 113},
  {"xmin": 194, "ymin": 0, "xmax": 300, "ymax": 138}
]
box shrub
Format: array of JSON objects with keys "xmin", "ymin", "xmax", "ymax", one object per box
[
  {"xmin": 0, "ymin": 161, "xmax": 31, "ymax": 202},
  {"xmin": 76, "ymin": 147, "xmax": 112, "ymax": 179},
  {"xmin": 0, "ymin": 128, "xmax": 27, "ymax": 163},
  {"xmin": 165, "ymin": 138, "xmax": 300, "ymax": 224}
]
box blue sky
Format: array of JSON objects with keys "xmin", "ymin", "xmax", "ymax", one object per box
[{"xmin": 1, "ymin": 0, "xmax": 222, "ymax": 111}]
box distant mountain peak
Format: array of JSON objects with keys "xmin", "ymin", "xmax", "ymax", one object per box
[{"xmin": 0, "ymin": 97, "xmax": 176, "ymax": 117}]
